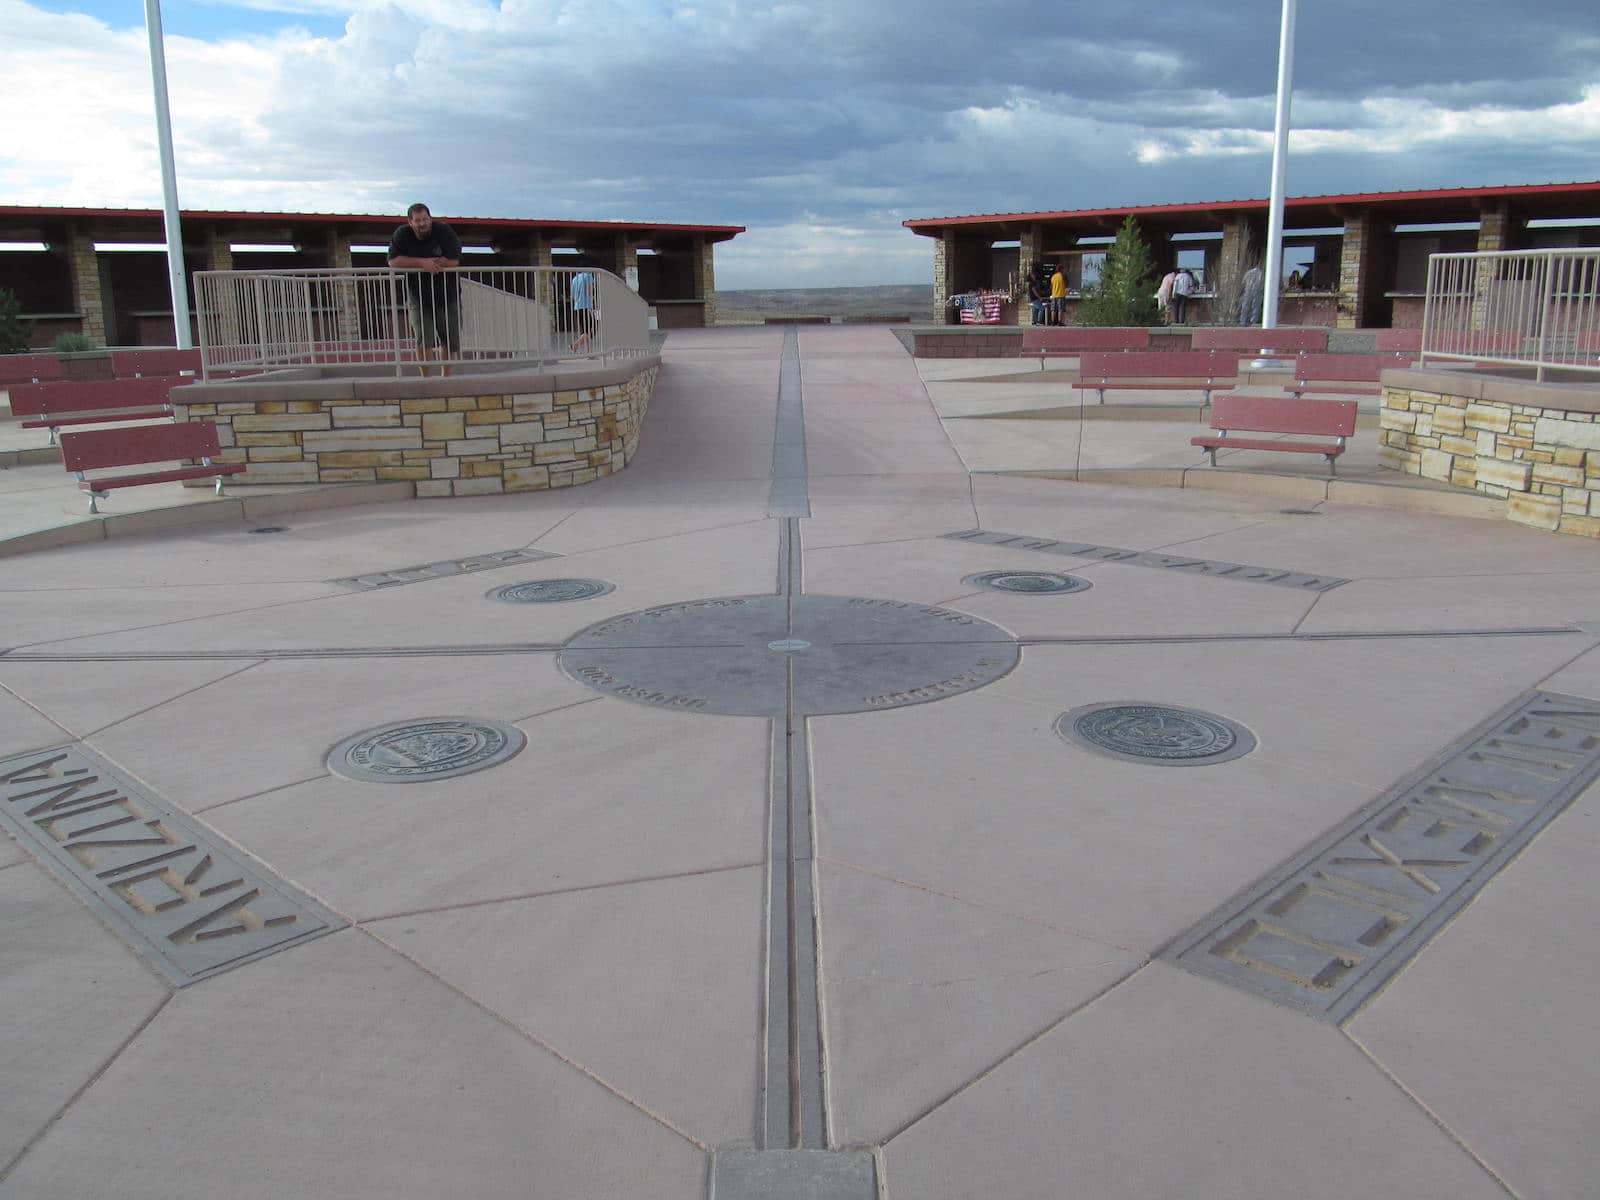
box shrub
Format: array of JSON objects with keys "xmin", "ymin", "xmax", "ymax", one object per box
[
  {"xmin": 1075, "ymin": 217, "xmax": 1162, "ymax": 327},
  {"xmin": 0, "ymin": 288, "xmax": 30, "ymax": 354},
  {"xmin": 50, "ymin": 331, "xmax": 94, "ymax": 353}
]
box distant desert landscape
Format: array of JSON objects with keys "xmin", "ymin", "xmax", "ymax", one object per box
[{"xmin": 714, "ymin": 284, "xmax": 933, "ymax": 325}]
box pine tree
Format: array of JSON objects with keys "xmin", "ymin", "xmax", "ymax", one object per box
[{"xmin": 1075, "ymin": 217, "xmax": 1162, "ymax": 327}]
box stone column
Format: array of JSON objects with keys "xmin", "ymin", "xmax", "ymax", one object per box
[
  {"xmin": 1476, "ymin": 202, "xmax": 1513, "ymax": 253},
  {"xmin": 1019, "ymin": 223, "xmax": 1043, "ymax": 294},
  {"xmin": 199, "ymin": 225, "xmax": 238, "ymax": 354},
  {"xmin": 203, "ymin": 225, "xmax": 234, "ymax": 273},
  {"xmin": 1337, "ymin": 208, "xmax": 1379, "ymax": 329},
  {"xmin": 325, "ymin": 228, "xmax": 353, "ymax": 269},
  {"xmin": 692, "ymin": 235, "xmax": 716, "ymax": 326},
  {"xmin": 615, "ymin": 234, "xmax": 639, "ymax": 291},
  {"xmin": 933, "ymin": 231, "xmax": 955, "ymax": 324},
  {"xmin": 325, "ymin": 228, "xmax": 360, "ymax": 343},
  {"xmin": 64, "ymin": 222, "xmax": 106, "ymax": 346},
  {"xmin": 1472, "ymin": 202, "xmax": 1516, "ymax": 334},
  {"xmin": 1218, "ymin": 216, "xmax": 1258, "ymax": 283}
]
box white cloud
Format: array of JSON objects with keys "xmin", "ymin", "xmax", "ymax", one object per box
[{"xmin": 3, "ymin": 0, "xmax": 1599, "ymax": 285}]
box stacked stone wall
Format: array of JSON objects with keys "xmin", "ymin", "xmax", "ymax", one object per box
[
  {"xmin": 173, "ymin": 366, "xmax": 656, "ymax": 498},
  {"xmin": 1380, "ymin": 382, "xmax": 1600, "ymax": 537}
]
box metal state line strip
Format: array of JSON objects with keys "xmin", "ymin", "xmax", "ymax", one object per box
[
  {"xmin": 769, "ymin": 326, "xmax": 812, "ymax": 518},
  {"xmin": 1161, "ymin": 690, "xmax": 1600, "ymax": 1023},
  {"xmin": 5, "ymin": 627, "xmax": 1581, "ymax": 664},
  {"xmin": 943, "ymin": 528, "xmax": 1349, "ymax": 591},
  {"xmin": 762, "ymin": 518, "xmax": 827, "ymax": 1148}
]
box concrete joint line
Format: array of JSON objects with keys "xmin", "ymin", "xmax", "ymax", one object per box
[{"xmin": 0, "ymin": 992, "xmax": 174, "ymax": 1185}]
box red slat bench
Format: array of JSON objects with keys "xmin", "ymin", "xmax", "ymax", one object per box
[
  {"xmin": 7, "ymin": 377, "xmax": 177, "ymax": 443},
  {"xmin": 1021, "ymin": 328, "xmax": 1151, "ymax": 363},
  {"xmin": 1192, "ymin": 394, "xmax": 1358, "ymax": 473},
  {"xmin": 1190, "ymin": 327, "xmax": 1327, "ymax": 354},
  {"xmin": 1071, "ymin": 350, "xmax": 1238, "ymax": 404},
  {"xmin": 110, "ymin": 348, "xmax": 202, "ymax": 378},
  {"xmin": 58, "ymin": 422, "xmax": 244, "ymax": 513},
  {"xmin": 1286, "ymin": 353, "xmax": 1415, "ymax": 398},
  {"xmin": 0, "ymin": 354, "xmax": 64, "ymax": 385},
  {"xmin": 1373, "ymin": 329, "xmax": 1422, "ymax": 355}
]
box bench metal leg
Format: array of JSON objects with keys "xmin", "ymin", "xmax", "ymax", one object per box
[{"xmin": 86, "ymin": 491, "xmax": 104, "ymax": 514}]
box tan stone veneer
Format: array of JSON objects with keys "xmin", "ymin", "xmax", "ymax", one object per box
[
  {"xmin": 1379, "ymin": 366, "xmax": 1600, "ymax": 538},
  {"xmin": 170, "ymin": 357, "xmax": 659, "ymax": 497}
]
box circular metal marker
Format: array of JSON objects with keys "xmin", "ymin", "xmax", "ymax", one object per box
[
  {"xmin": 560, "ymin": 593, "xmax": 1020, "ymax": 717},
  {"xmin": 964, "ymin": 570, "xmax": 1091, "ymax": 595},
  {"xmin": 1056, "ymin": 702, "xmax": 1257, "ymax": 766},
  {"xmin": 490, "ymin": 578, "xmax": 615, "ymax": 604},
  {"xmin": 248, "ymin": 526, "xmax": 289, "ymax": 534},
  {"xmin": 1279, "ymin": 509, "xmax": 1322, "ymax": 517},
  {"xmin": 327, "ymin": 717, "xmax": 527, "ymax": 783}
]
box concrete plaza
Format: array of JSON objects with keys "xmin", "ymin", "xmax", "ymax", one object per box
[{"xmin": 1, "ymin": 325, "xmax": 1596, "ymax": 1198}]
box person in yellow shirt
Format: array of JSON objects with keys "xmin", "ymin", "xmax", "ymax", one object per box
[{"xmin": 1049, "ymin": 263, "xmax": 1068, "ymax": 326}]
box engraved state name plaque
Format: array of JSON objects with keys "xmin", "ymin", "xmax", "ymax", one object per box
[{"xmin": 0, "ymin": 745, "xmax": 345, "ymax": 986}]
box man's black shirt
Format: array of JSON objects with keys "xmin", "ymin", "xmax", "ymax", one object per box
[{"xmin": 388, "ymin": 221, "xmax": 462, "ymax": 302}]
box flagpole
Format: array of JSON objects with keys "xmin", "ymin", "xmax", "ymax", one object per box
[
  {"xmin": 145, "ymin": 0, "xmax": 192, "ymax": 348},
  {"xmin": 1261, "ymin": 0, "xmax": 1296, "ymax": 331}
]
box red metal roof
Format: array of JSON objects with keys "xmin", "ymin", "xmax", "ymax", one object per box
[
  {"xmin": 0, "ymin": 206, "xmax": 745, "ymax": 242},
  {"xmin": 904, "ymin": 180, "xmax": 1600, "ymax": 234}
]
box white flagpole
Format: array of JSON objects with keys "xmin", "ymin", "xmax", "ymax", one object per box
[
  {"xmin": 1261, "ymin": 0, "xmax": 1297, "ymax": 331},
  {"xmin": 145, "ymin": 0, "xmax": 192, "ymax": 348}
]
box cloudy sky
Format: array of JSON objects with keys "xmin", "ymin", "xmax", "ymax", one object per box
[{"xmin": 5, "ymin": 0, "xmax": 1599, "ymax": 288}]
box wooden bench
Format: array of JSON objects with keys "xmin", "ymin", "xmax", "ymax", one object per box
[
  {"xmin": 1286, "ymin": 353, "xmax": 1414, "ymax": 398},
  {"xmin": 1022, "ymin": 327, "xmax": 1150, "ymax": 365},
  {"xmin": 110, "ymin": 348, "xmax": 202, "ymax": 378},
  {"xmin": 0, "ymin": 354, "xmax": 64, "ymax": 385},
  {"xmin": 58, "ymin": 422, "xmax": 244, "ymax": 513},
  {"xmin": 1192, "ymin": 394, "xmax": 1358, "ymax": 473},
  {"xmin": 1190, "ymin": 327, "xmax": 1327, "ymax": 354},
  {"xmin": 1071, "ymin": 350, "xmax": 1238, "ymax": 404},
  {"xmin": 7, "ymin": 377, "xmax": 177, "ymax": 443}
]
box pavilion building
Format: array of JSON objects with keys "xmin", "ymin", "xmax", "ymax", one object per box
[
  {"xmin": 905, "ymin": 180, "xmax": 1600, "ymax": 328},
  {"xmin": 0, "ymin": 206, "xmax": 744, "ymax": 347}
]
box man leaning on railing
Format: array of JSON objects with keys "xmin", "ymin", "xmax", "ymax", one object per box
[{"xmin": 387, "ymin": 202, "xmax": 461, "ymax": 377}]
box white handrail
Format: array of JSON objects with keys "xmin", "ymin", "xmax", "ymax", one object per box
[
  {"xmin": 193, "ymin": 266, "xmax": 650, "ymax": 379},
  {"xmin": 1422, "ymin": 248, "xmax": 1600, "ymax": 381}
]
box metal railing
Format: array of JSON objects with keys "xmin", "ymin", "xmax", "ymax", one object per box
[
  {"xmin": 193, "ymin": 266, "xmax": 649, "ymax": 378},
  {"xmin": 1422, "ymin": 248, "xmax": 1600, "ymax": 379}
]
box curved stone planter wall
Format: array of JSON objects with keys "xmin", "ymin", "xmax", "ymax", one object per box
[
  {"xmin": 171, "ymin": 357, "xmax": 659, "ymax": 497},
  {"xmin": 1380, "ymin": 366, "xmax": 1600, "ymax": 537}
]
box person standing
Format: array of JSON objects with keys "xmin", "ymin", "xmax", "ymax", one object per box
[
  {"xmin": 569, "ymin": 268, "xmax": 599, "ymax": 352},
  {"xmin": 387, "ymin": 203, "xmax": 461, "ymax": 376},
  {"xmin": 1171, "ymin": 268, "xmax": 1196, "ymax": 324},
  {"xmin": 1028, "ymin": 272, "xmax": 1049, "ymax": 326},
  {"xmin": 1156, "ymin": 270, "xmax": 1177, "ymax": 321},
  {"xmin": 1049, "ymin": 262, "xmax": 1068, "ymax": 326}
]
